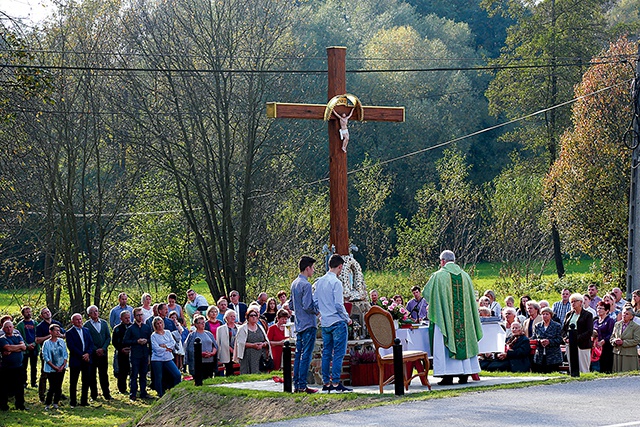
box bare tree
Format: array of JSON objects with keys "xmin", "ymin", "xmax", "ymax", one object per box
[{"xmin": 119, "ymin": 0, "xmax": 303, "ymax": 299}]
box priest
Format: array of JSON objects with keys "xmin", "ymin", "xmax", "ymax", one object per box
[{"xmin": 423, "ymin": 250, "xmax": 483, "ymax": 385}]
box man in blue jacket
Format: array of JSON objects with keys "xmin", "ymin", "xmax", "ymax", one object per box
[{"xmin": 66, "ymin": 313, "xmax": 94, "ymax": 408}]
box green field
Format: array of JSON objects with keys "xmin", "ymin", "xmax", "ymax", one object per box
[{"xmin": 0, "ymin": 258, "xmax": 602, "ymax": 318}]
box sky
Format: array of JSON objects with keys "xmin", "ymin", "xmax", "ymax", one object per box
[{"xmin": 2, "ymin": 0, "xmax": 55, "ymax": 25}]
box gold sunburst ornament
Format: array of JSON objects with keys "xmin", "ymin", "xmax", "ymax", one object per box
[{"xmin": 323, "ymin": 93, "xmax": 364, "ymax": 121}]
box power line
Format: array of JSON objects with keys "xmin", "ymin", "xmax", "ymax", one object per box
[
  {"xmin": 3, "ymin": 47, "xmax": 635, "ymax": 64},
  {"xmin": 0, "ymin": 58, "xmax": 628, "ymax": 75},
  {"xmin": 250, "ymin": 78, "xmax": 633, "ymax": 198},
  {"xmin": 8, "ymin": 79, "xmax": 631, "ymax": 216}
]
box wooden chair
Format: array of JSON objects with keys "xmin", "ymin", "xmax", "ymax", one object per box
[{"xmin": 364, "ymin": 306, "xmax": 431, "ymax": 393}]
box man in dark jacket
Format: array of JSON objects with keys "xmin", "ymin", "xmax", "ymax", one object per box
[
  {"xmin": 84, "ymin": 305, "xmax": 112, "ymax": 401},
  {"xmin": 123, "ymin": 307, "xmax": 152, "ymax": 400},
  {"xmin": 112, "ymin": 310, "xmax": 132, "ymax": 394},
  {"xmin": 66, "ymin": 313, "xmax": 94, "ymax": 408}
]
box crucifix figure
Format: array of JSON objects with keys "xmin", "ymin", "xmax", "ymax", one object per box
[
  {"xmin": 266, "ymin": 46, "xmax": 404, "ymax": 257},
  {"xmin": 333, "ymin": 107, "xmax": 354, "ymax": 152}
]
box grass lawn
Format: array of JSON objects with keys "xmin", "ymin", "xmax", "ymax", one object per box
[{"xmin": 1, "ymin": 366, "xmax": 152, "ymax": 427}]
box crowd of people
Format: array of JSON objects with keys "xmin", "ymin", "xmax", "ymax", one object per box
[
  {"xmin": 2, "ymin": 252, "xmax": 640, "ymax": 410},
  {"xmin": 0, "ymin": 281, "xmax": 311, "ymax": 411}
]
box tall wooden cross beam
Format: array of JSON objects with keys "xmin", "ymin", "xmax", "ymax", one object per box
[{"xmin": 267, "ymin": 46, "xmax": 404, "ymax": 256}]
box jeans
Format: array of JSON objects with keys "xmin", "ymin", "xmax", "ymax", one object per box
[
  {"xmin": 129, "ymin": 357, "xmax": 148, "ymax": 398},
  {"xmin": 22, "ymin": 348, "xmax": 38, "ymax": 387},
  {"xmin": 321, "ymin": 321, "xmax": 348, "ymax": 385},
  {"xmin": 293, "ymin": 327, "xmax": 316, "ymax": 390},
  {"xmin": 150, "ymin": 360, "xmax": 181, "ymax": 397}
]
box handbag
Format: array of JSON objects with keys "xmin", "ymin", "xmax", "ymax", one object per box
[{"xmin": 259, "ymin": 350, "xmax": 274, "ymax": 372}]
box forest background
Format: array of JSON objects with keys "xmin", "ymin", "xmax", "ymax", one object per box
[{"xmin": 1, "ymin": 0, "xmax": 640, "ymax": 317}]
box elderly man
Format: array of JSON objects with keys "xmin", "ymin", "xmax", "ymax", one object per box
[
  {"xmin": 84, "ymin": 305, "xmax": 111, "ymax": 401},
  {"xmin": 228, "ymin": 290, "xmax": 247, "ymax": 323},
  {"xmin": 16, "ymin": 306, "xmax": 38, "ymax": 388},
  {"xmin": 423, "ymin": 250, "xmax": 483, "ymax": 386},
  {"xmin": 611, "ymin": 287, "xmax": 626, "ymax": 313},
  {"xmin": 369, "ymin": 289, "xmax": 381, "ymax": 307},
  {"xmin": 0, "ymin": 321, "xmax": 27, "ymax": 411},
  {"xmin": 67, "ymin": 313, "xmax": 94, "ymax": 407}
]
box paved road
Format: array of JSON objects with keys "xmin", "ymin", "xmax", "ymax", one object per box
[{"xmin": 256, "ymin": 376, "xmax": 640, "ymax": 427}]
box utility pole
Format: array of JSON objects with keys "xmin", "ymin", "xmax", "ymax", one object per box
[{"xmin": 625, "ymin": 43, "xmax": 640, "ymax": 297}]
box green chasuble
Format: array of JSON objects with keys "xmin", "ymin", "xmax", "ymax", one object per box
[{"xmin": 423, "ymin": 262, "xmax": 483, "ymax": 360}]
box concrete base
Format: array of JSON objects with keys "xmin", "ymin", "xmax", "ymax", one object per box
[{"xmin": 215, "ymin": 374, "xmax": 559, "ymax": 395}]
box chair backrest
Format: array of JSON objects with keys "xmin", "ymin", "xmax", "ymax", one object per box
[{"xmin": 364, "ymin": 305, "xmax": 396, "ymax": 350}]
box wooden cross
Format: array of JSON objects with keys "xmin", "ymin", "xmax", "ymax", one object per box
[{"xmin": 267, "ymin": 46, "xmax": 404, "ymax": 256}]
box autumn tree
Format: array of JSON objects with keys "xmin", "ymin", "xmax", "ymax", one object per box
[
  {"xmin": 546, "ymin": 37, "xmax": 635, "ymax": 279},
  {"xmin": 483, "ymin": 0, "xmax": 612, "ymax": 277}
]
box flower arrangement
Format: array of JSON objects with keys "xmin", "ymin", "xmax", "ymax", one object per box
[{"xmin": 380, "ymin": 297, "xmax": 409, "ymax": 321}]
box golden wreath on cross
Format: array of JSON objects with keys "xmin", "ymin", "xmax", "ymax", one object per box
[{"xmin": 323, "ymin": 94, "xmax": 364, "ymax": 121}]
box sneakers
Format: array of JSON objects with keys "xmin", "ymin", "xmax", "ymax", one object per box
[
  {"xmin": 52, "ymin": 404, "xmax": 59, "ymax": 410},
  {"xmin": 45, "ymin": 405, "xmax": 50, "ymax": 411},
  {"xmin": 321, "ymin": 384, "xmax": 335, "ymax": 393},
  {"xmin": 294, "ymin": 387, "xmax": 318, "ymax": 394},
  {"xmin": 333, "ymin": 383, "xmax": 352, "ymax": 393},
  {"xmin": 321, "ymin": 383, "xmax": 352, "ymax": 393}
]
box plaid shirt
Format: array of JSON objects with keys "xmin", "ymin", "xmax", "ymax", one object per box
[{"xmin": 552, "ymin": 300, "xmax": 571, "ymax": 322}]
